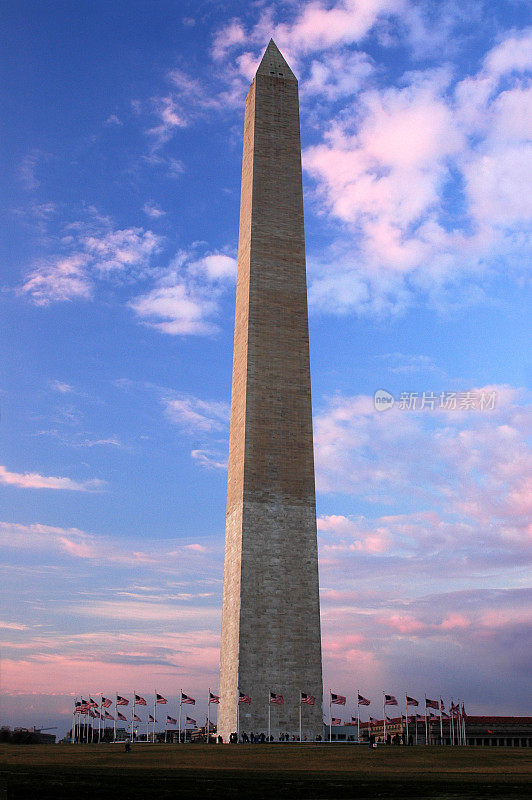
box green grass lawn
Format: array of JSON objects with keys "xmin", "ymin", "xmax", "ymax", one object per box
[{"xmin": 0, "ymin": 743, "xmax": 530, "ymax": 799}]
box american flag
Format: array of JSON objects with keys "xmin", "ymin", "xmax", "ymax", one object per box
[
  {"xmin": 358, "ymin": 694, "xmax": 370, "ymax": 706},
  {"xmin": 101, "ymin": 697, "xmax": 112, "ymax": 708},
  {"xmin": 369, "ymin": 716, "xmax": 377, "ymax": 723},
  {"xmin": 135, "ymin": 694, "xmax": 147, "ymax": 706},
  {"xmin": 301, "ymin": 692, "xmax": 315, "ymax": 705},
  {"xmin": 156, "ymin": 693, "xmax": 167, "ymax": 704},
  {"xmin": 425, "ymin": 698, "xmax": 439, "ymax": 709},
  {"xmin": 441, "ymin": 711, "xmax": 450, "ymax": 719},
  {"xmin": 149, "ymin": 714, "xmax": 155, "ymax": 723},
  {"xmin": 117, "ymin": 712, "xmax": 127, "ymax": 721},
  {"xmin": 181, "ymin": 693, "xmax": 195, "ymax": 705},
  {"xmin": 384, "ymin": 694, "xmax": 398, "ymax": 706},
  {"xmin": 133, "ymin": 714, "xmax": 141, "ymax": 722},
  {"xmin": 239, "ymin": 692, "xmax": 251, "ymax": 704},
  {"xmin": 117, "ymin": 695, "xmax": 129, "ymax": 706},
  {"xmin": 270, "ymin": 692, "xmax": 284, "ymax": 705},
  {"xmin": 406, "ymin": 696, "xmax": 419, "ymax": 706},
  {"xmin": 351, "ymin": 716, "xmax": 358, "ymax": 723},
  {"xmin": 104, "ymin": 711, "xmax": 114, "ymax": 720},
  {"xmin": 331, "ymin": 693, "xmax": 346, "ymax": 705},
  {"xmin": 209, "ymin": 692, "xmax": 220, "ymax": 704},
  {"xmin": 440, "ymin": 699, "xmax": 445, "ymax": 710},
  {"xmin": 167, "ymin": 716, "xmax": 177, "ymax": 725},
  {"xmin": 461, "ymin": 705, "xmax": 467, "ymax": 718},
  {"xmin": 331, "ymin": 717, "xmax": 342, "ymax": 725},
  {"xmin": 89, "ymin": 698, "xmax": 99, "ymax": 707},
  {"xmin": 186, "ymin": 716, "xmax": 196, "ymax": 726}
]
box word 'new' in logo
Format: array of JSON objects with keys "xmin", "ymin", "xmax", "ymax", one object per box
[{"xmin": 374, "ymin": 389, "xmax": 394, "ymax": 412}]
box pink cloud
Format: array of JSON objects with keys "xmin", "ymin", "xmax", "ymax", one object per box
[
  {"xmin": 0, "ymin": 465, "xmax": 104, "ymax": 491},
  {"xmin": 439, "ymin": 614, "xmax": 470, "ymax": 630}
]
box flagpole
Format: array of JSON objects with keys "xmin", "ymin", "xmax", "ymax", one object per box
[
  {"xmin": 72, "ymin": 698, "xmax": 76, "ymax": 744},
  {"xmin": 178, "ymin": 690, "xmax": 182, "ymax": 745},
  {"xmin": 405, "ymin": 693, "xmax": 409, "ymax": 745},
  {"xmin": 462, "ymin": 703, "xmax": 466, "ymax": 745},
  {"xmin": 131, "ymin": 690, "xmax": 135, "ymax": 739},
  {"xmin": 415, "ymin": 713, "xmax": 418, "ymax": 746},
  {"xmin": 383, "ymin": 693, "xmax": 386, "ymax": 743},
  {"xmin": 329, "ymin": 691, "xmax": 332, "ymax": 743},
  {"xmin": 424, "ymin": 695, "xmax": 428, "ymax": 745},
  {"xmin": 152, "ymin": 691, "xmax": 157, "ymax": 743},
  {"xmin": 207, "ymin": 689, "xmax": 210, "ymax": 744},
  {"xmin": 268, "ymin": 690, "xmax": 271, "ymax": 743},
  {"xmin": 457, "ymin": 699, "xmax": 461, "ymax": 745},
  {"xmin": 299, "ymin": 691, "xmax": 302, "ymax": 743},
  {"xmin": 114, "ymin": 694, "xmax": 117, "ymax": 742},
  {"xmin": 450, "ymin": 697, "xmax": 454, "ymax": 745},
  {"xmin": 236, "ymin": 691, "xmax": 240, "ymax": 742},
  {"xmin": 357, "ymin": 690, "xmax": 360, "ymax": 742},
  {"xmin": 439, "ymin": 698, "xmax": 443, "ymax": 745}
]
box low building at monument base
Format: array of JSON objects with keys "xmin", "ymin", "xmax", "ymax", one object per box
[{"xmin": 353, "ymin": 716, "xmax": 532, "ymax": 746}]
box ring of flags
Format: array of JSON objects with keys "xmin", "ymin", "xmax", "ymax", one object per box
[{"xmin": 72, "ymin": 689, "xmax": 468, "ymax": 743}]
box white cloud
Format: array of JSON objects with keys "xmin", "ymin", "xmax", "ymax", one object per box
[
  {"xmin": 20, "ymin": 150, "xmax": 41, "ymax": 191},
  {"xmin": 129, "ymin": 283, "xmax": 219, "ymax": 335},
  {"xmin": 143, "ymin": 201, "xmax": 166, "ymax": 218},
  {"xmin": 129, "ymin": 249, "xmax": 236, "ymax": 336},
  {"xmin": 212, "ymin": 0, "xmax": 402, "ymax": 63},
  {"xmin": 0, "ymin": 466, "xmax": 105, "ymax": 492},
  {"xmin": 83, "ymin": 227, "xmax": 161, "ymax": 278},
  {"xmin": 303, "ymin": 50, "xmax": 375, "ymax": 100},
  {"xmin": 191, "ymin": 449, "xmax": 228, "ymax": 470},
  {"xmin": 301, "ymin": 30, "xmax": 532, "ymax": 315},
  {"xmin": 20, "ymin": 215, "xmax": 163, "ymax": 305},
  {"xmin": 105, "ymin": 114, "xmax": 122, "ymax": 126},
  {"xmin": 49, "ymin": 380, "xmax": 75, "ymax": 394},
  {"xmin": 162, "ymin": 396, "xmax": 229, "ymax": 432},
  {"xmin": 21, "ymin": 255, "xmax": 93, "ymax": 306},
  {"xmin": 188, "ymin": 254, "xmax": 237, "ymax": 281}
]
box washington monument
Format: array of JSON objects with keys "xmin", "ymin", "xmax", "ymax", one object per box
[{"xmin": 218, "ymin": 41, "xmax": 323, "ymax": 740}]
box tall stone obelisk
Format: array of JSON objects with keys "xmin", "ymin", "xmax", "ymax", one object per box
[{"xmin": 218, "ymin": 41, "xmax": 323, "ymax": 741}]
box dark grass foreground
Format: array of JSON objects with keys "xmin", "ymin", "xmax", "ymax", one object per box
[{"xmin": 1, "ymin": 743, "xmax": 530, "ymax": 800}]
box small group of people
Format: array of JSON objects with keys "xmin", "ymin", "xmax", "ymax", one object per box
[
  {"xmin": 367, "ymin": 733, "xmax": 413, "ymax": 746},
  {"xmin": 228, "ymin": 732, "xmax": 323, "ymax": 743}
]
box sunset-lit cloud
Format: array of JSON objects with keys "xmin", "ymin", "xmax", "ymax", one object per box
[{"xmin": 0, "ymin": 467, "xmax": 105, "ymax": 492}]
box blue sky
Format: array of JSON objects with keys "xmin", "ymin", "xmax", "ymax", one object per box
[{"xmin": 1, "ymin": 0, "xmax": 530, "ymax": 735}]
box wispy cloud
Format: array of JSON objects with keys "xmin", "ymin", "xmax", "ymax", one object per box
[
  {"xmin": 21, "ymin": 255, "xmax": 93, "ymax": 306},
  {"xmin": 49, "ymin": 380, "xmax": 75, "ymax": 394},
  {"xmin": 20, "ymin": 213, "xmax": 163, "ymax": 305},
  {"xmin": 191, "ymin": 449, "xmax": 228, "ymax": 470},
  {"xmin": 0, "ymin": 466, "xmax": 105, "ymax": 492},
  {"xmin": 162, "ymin": 396, "xmax": 229, "ymax": 433}
]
